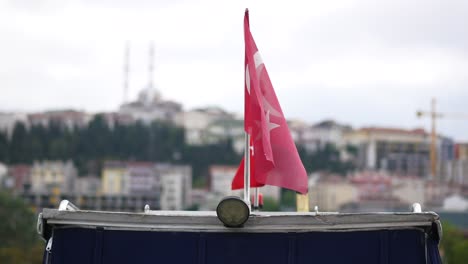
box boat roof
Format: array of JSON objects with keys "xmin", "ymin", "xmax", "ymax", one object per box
[{"xmin": 38, "ymin": 201, "xmax": 442, "ymax": 241}]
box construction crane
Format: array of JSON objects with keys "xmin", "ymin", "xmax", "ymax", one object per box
[{"xmin": 416, "ymin": 98, "xmax": 468, "ymax": 181}]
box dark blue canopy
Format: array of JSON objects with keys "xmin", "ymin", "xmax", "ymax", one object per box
[{"xmin": 43, "ymin": 227, "xmax": 441, "ymax": 264}]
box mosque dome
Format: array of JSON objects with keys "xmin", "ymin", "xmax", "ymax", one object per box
[{"xmin": 138, "ymin": 86, "xmax": 161, "ymax": 105}]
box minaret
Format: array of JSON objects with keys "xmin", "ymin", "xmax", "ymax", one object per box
[
  {"xmin": 148, "ymin": 41, "xmax": 155, "ymax": 90},
  {"xmin": 123, "ymin": 41, "xmax": 130, "ymax": 104}
]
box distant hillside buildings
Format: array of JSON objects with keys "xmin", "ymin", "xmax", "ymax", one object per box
[
  {"xmin": 1, "ymin": 157, "xmax": 467, "ymax": 213},
  {"xmin": 28, "ymin": 110, "xmax": 92, "ymax": 130},
  {"xmin": 1, "ymin": 84, "xmax": 468, "ymax": 213},
  {"xmin": 309, "ymin": 171, "xmax": 466, "ymax": 213},
  {"xmin": 0, "ymin": 85, "xmax": 464, "ymax": 181},
  {"xmin": 1, "ymin": 160, "xmax": 192, "ymax": 212}
]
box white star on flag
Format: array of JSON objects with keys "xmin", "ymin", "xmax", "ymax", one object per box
[
  {"xmin": 254, "ymin": 108, "xmax": 281, "ymax": 141},
  {"xmin": 265, "ymin": 110, "xmax": 280, "ymax": 132}
]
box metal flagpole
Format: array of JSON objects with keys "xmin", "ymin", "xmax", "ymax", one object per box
[
  {"xmin": 243, "ymin": 132, "xmax": 251, "ymax": 208},
  {"xmin": 253, "ymin": 188, "xmax": 259, "ymax": 211}
]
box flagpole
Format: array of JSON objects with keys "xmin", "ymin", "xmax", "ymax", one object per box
[
  {"xmin": 243, "ymin": 132, "xmax": 251, "ymax": 208},
  {"xmin": 253, "ymin": 188, "xmax": 259, "ymax": 210}
]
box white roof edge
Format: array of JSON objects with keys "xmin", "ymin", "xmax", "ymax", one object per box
[{"xmin": 40, "ymin": 208, "xmax": 440, "ymax": 235}]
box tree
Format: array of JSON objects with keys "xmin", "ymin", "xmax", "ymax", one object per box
[
  {"xmin": 0, "ymin": 191, "xmax": 44, "ymax": 263},
  {"xmin": 83, "ymin": 115, "xmax": 113, "ymax": 159},
  {"xmin": 182, "ymin": 139, "xmax": 241, "ymax": 179},
  {"xmin": 2, "ymin": 117, "xmax": 243, "ymax": 181},
  {"xmin": 262, "ymin": 197, "xmax": 280, "ymax": 211},
  {"xmin": 29, "ymin": 125, "xmax": 49, "ymax": 161},
  {"xmin": 440, "ymin": 221, "xmax": 468, "ymax": 264},
  {"xmin": 0, "ymin": 132, "xmax": 7, "ymax": 162},
  {"xmin": 299, "ymin": 143, "xmax": 355, "ymax": 175},
  {"xmin": 8, "ymin": 123, "xmax": 29, "ymax": 163},
  {"xmin": 280, "ymin": 189, "xmax": 296, "ymax": 210}
]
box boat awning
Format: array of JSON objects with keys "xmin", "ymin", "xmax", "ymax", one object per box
[{"xmin": 38, "ymin": 201, "xmax": 442, "ymax": 264}]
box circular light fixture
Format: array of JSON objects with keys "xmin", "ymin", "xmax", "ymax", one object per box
[{"xmin": 216, "ymin": 196, "xmax": 250, "ymax": 228}]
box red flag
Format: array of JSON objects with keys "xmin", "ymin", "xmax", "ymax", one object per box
[{"xmin": 232, "ymin": 10, "xmax": 308, "ymax": 194}]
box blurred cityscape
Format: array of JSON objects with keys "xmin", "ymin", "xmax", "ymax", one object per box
[
  {"xmin": 2, "ymin": 1, "xmax": 468, "ymax": 263},
  {"xmin": 1, "ymin": 80, "xmax": 467, "ymax": 221}
]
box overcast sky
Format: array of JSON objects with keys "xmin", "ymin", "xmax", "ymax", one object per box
[{"xmin": 1, "ymin": 0, "xmax": 467, "ymax": 141}]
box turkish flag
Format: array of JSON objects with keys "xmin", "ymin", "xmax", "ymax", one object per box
[{"xmin": 231, "ymin": 10, "xmax": 308, "ymax": 194}]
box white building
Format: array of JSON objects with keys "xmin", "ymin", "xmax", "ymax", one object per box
[
  {"xmin": 101, "ymin": 112, "xmax": 135, "ymax": 129},
  {"xmin": 392, "ymin": 177, "xmax": 426, "ymax": 207},
  {"xmin": 202, "ymin": 165, "xmax": 241, "ymax": 210},
  {"xmin": 287, "ymin": 119, "xmax": 308, "ymax": 144},
  {"xmin": 101, "ymin": 161, "xmax": 127, "ymax": 195},
  {"xmin": 0, "ymin": 162, "xmax": 7, "ymax": 188},
  {"xmin": 258, "ymin": 185, "xmax": 281, "ymax": 202},
  {"xmin": 209, "ymin": 165, "xmax": 281, "ymax": 204},
  {"xmin": 443, "ymin": 194, "xmax": 468, "ymax": 211},
  {"xmin": 174, "ymin": 107, "xmax": 235, "ymax": 146},
  {"xmin": 75, "ymin": 176, "xmax": 101, "ymax": 195},
  {"xmin": 302, "ymin": 120, "xmax": 351, "ymax": 153},
  {"xmin": 190, "ymin": 189, "xmax": 209, "ymax": 208},
  {"xmin": 309, "ymin": 174, "xmax": 358, "ymax": 212},
  {"xmin": 30, "ymin": 160, "xmax": 77, "ymax": 194},
  {"xmin": 344, "ymin": 127, "xmax": 430, "ymax": 177},
  {"xmin": 209, "ymin": 165, "xmax": 240, "ymax": 197},
  {"xmin": 101, "ymin": 161, "xmax": 162, "ymax": 196},
  {"xmin": 449, "ymin": 143, "xmax": 468, "ymax": 185},
  {"xmin": 124, "ymin": 162, "xmax": 161, "ymax": 195},
  {"xmin": 205, "ymin": 119, "xmax": 244, "ymax": 154},
  {"xmin": 158, "ymin": 164, "xmax": 192, "ymax": 210},
  {"xmin": 451, "ymin": 159, "xmax": 468, "ymax": 185}
]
